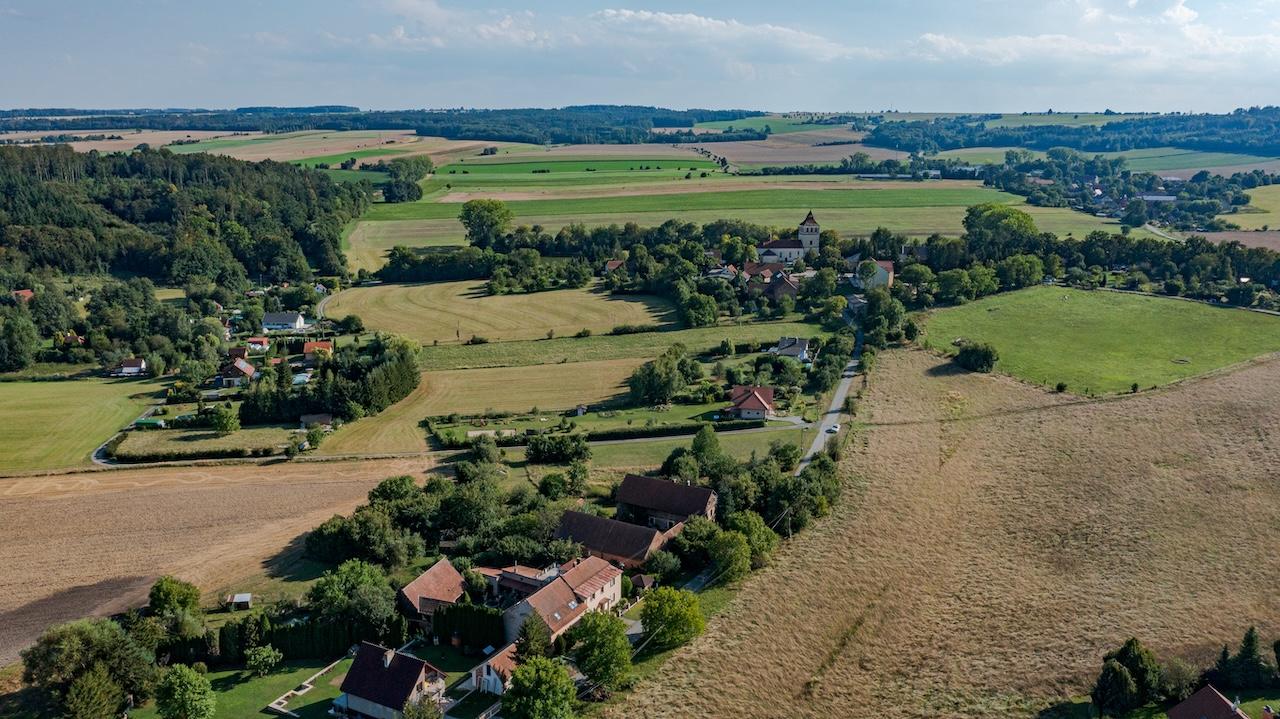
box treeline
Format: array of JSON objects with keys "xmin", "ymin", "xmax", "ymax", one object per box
[
  {"xmin": 747, "ymin": 151, "xmax": 982, "ymax": 178},
  {"xmin": 0, "ymin": 144, "xmax": 369, "ymax": 283},
  {"xmin": 0, "ymin": 105, "xmax": 766, "ymax": 145},
  {"xmin": 864, "ymin": 107, "xmax": 1280, "ymax": 155},
  {"xmin": 655, "ymin": 129, "xmax": 769, "ymax": 143},
  {"xmin": 239, "ymin": 335, "xmax": 419, "ymax": 425}
]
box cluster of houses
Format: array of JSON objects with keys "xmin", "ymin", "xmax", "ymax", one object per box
[{"xmin": 332, "ymin": 474, "xmax": 719, "ymax": 718}]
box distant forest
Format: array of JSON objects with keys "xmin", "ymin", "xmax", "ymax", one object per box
[
  {"xmin": 0, "ymin": 105, "xmax": 767, "ymax": 145},
  {"xmin": 863, "ymin": 107, "xmax": 1280, "ymax": 156},
  {"xmin": 0, "ymin": 144, "xmax": 369, "ymax": 285}
]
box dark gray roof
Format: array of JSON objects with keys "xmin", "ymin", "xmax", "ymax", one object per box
[
  {"xmin": 555, "ymin": 510, "xmax": 662, "ymax": 562},
  {"xmin": 340, "ymin": 642, "xmax": 440, "ymax": 711},
  {"xmin": 617, "ymin": 474, "xmax": 715, "ymax": 518}
]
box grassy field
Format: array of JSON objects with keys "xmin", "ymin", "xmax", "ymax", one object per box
[
  {"xmin": 364, "ymin": 185, "xmax": 1015, "ymax": 222},
  {"xmin": 935, "ymin": 146, "xmax": 1044, "ymax": 164},
  {"xmin": 0, "ymin": 377, "xmax": 164, "ymax": 473},
  {"xmin": 324, "ymin": 281, "xmax": 675, "ymax": 344},
  {"xmin": 416, "ymin": 319, "xmax": 826, "ymax": 370},
  {"xmin": 1218, "ymin": 184, "xmax": 1280, "ymax": 230},
  {"xmin": 694, "ymin": 115, "xmax": 837, "ymax": 134},
  {"xmin": 614, "ymin": 348, "xmax": 1280, "ymax": 717},
  {"xmin": 935, "ymin": 145, "xmax": 1276, "ymax": 173},
  {"xmin": 129, "ymin": 659, "xmax": 346, "ymax": 719},
  {"xmin": 586, "ymin": 427, "xmax": 807, "ymax": 468},
  {"xmin": 344, "ymin": 220, "xmax": 467, "ymax": 272},
  {"xmin": 111, "ymin": 425, "xmax": 297, "ymax": 461},
  {"xmin": 443, "ymin": 157, "xmax": 719, "ymax": 174},
  {"xmin": 346, "ymin": 204, "xmax": 1144, "ymax": 269},
  {"xmin": 296, "ymin": 146, "xmax": 409, "ymax": 167},
  {"xmin": 921, "ymin": 286, "xmax": 1280, "ymax": 394},
  {"xmin": 986, "ymin": 112, "xmax": 1153, "ymax": 127}
]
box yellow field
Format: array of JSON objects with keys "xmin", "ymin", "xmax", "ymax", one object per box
[{"xmin": 323, "ymin": 280, "xmax": 675, "ymax": 344}]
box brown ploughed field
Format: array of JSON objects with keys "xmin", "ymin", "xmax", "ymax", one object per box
[{"xmin": 613, "ymin": 348, "xmax": 1280, "ymax": 718}]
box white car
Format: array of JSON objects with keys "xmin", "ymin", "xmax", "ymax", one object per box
[{"xmin": 826, "ymin": 423, "xmax": 841, "ymax": 434}]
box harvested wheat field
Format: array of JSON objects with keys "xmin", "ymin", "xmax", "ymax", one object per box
[
  {"xmin": 0, "ymin": 457, "xmax": 433, "ymax": 664},
  {"xmin": 614, "ymin": 348, "xmax": 1280, "ymax": 718},
  {"xmin": 412, "ymin": 358, "xmax": 643, "ymax": 416},
  {"xmin": 1202, "ymin": 231, "xmax": 1280, "ymax": 252},
  {"xmin": 695, "ymin": 129, "xmax": 909, "ymax": 167}
]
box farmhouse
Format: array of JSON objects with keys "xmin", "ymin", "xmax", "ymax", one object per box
[
  {"xmin": 334, "ymin": 641, "xmax": 446, "ymax": 719},
  {"xmin": 501, "ymin": 555, "xmax": 622, "ymax": 642},
  {"xmin": 727, "ymin": 385, "xmax": 775, "ymax": 420},
  {"xmin": 464, "ymin": 642, "xmax": 518, "ymax": 696},
  {"xmin": 262, "ymin": 311, "xmax": 306, "ymax": 332},
  {"xmin": 304, "ymin": 340, "xmax": 334, "ymax": 360},
  {"xmin": 616, "ymin": 473, "xmax": 718, "ymax": 530},
  {"xmin": 1167, "ymin": 685, "xmax": 1248, "ymax": 719},
  {"xmin": 220, "ymin": 358, "xmax": 256, "ymax": 387},
  {"xmin": 764, "ymin": 273, "xmax": 801, "ymax": 302},
  {"xmin": 474, "ymin": 564, "xmax": 559, "ymax": 604},
  {"xmin": 758, "ymin": 211, "xmax": 821, "ymax": 264},
  {"xmin": 554, "ymin": 509, "xmax": 679, "ymax": 568},
  {"xmin": 115, "ymin": 357, "xmax": 147, "ymax": 377},
  {"xmin": 603, "ymin": 259, "xmax": 625, "ymax": 274},
  {"xmin": 769, "ymin": 337, "xmax": 813, "ymax": 362},
  {"xmin": 850, "ymin": 259, "xmax": 895, "ymax": 290},
  {"xmin": 399, "ymin": 558, "xmax": 465, "ymax": 626}
]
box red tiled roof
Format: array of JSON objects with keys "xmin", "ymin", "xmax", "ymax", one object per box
[
  {"xmin": 247, "ymin": 336, "xmax": 270, "ymax": 344},
  {"xmin": 225, "ymin": 358, "xmax": 255, "ymax": 377},
  {"xmin": 604, "ymin": 259, "xmax": 625, "ymax": 272},
  {"xmin": 400, "ymin": 558, "xmax": 465, "ymax": 612},
  {"xmin": 483, "ymin": 643, "xmax": 518, "ymax": 682},
  {"xmin": 1168, "ymin": 685, "xmax": 1249, "ymax": 719},
  {"xmin": 303, "ymin": 341, "xmax": 333, "ymax": 354},
  {"xmin": 730, "ymin": 385, "xmax": 774, "ymax": 412},
  {"xmin": 11, "ymin": 289, "xmax": 34, "ymax": 302},
  {"xmin": 524, "ymin": 577, "xmax": 588, "ymax": 636},
  {"xmin": 875, "ymin": 260, "xmax": 895, "ymax": 273},
  {"xmin": 559, "ymin": 556, "xmax": 621, "ymax": 601}
]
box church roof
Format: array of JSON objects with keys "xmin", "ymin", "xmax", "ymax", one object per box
[{"xmin": 800, "ymin": 211, "xmax": 819, "ymax": 227}]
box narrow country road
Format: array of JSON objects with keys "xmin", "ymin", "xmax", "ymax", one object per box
[{"xmin": 794, "ymin": 329, "xmax": 863, "ymax": 476}]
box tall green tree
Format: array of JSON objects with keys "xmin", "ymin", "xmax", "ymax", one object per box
[
  {"xmin": 459, "ymin": 199, "xmax": 514, "ymax": 249},
  {"xmin": 640, "ymin": 587, "xmax": 705, "ymax": 651},
  {"xmin": 306, "ymin": 560, "xmax": 397, "ymax": 634},
  {"xmin": 1104, "ymin": 638, "xmax": 1162, "ymax": 704},
  {"xmin": 514, "ymin": 615, "xmax": 552, "ymax": 664},
  {"xmin": 155, "ymin": 664, "xmax": 215, "ymax": 719},
  {"xmin": 501, "ymin": 656, "xmax": 575, "ymax": 719},
  {"xmin": 62, "ymin": 663, "xmax": 124, "ymax": 719},
  {"xmin": 149, "ymin": 575, "xmax": 202, "ymax": 616},
  {"xmin": 1091, "ymin": 659, "xmax": 1139, "ymax": 716},
  {"xmin": 569, "ymin": 611, "xmax": 632, "ymax": 692},
  {"xmin": 22, "ymin": 618, "xmax": 157, "ymax": 710}
]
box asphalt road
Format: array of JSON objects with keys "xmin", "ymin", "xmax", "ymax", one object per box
[{"xmin": 795, "ymin": 331, "xmax": 863, "ymax": 475}]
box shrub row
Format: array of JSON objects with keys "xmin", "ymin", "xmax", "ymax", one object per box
[
  {"xmin": 583, "ymin": 419, "xmax": 765, "ymax": 442},
  {"xmin": 110, "ymin": 444, "xmax": 280, "ymax": 463}
]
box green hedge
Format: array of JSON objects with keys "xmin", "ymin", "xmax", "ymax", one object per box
[{"xmin": 584, "ymin": 419, "xmax": 764, "ymax": 442}]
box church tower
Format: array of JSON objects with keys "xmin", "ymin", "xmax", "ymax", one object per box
[{"xmin": 798, "ymin": 211, "xmax": 820, "ymax": 251}]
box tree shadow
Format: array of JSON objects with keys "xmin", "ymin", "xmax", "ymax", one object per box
[
  {"xmin": 924, "ymin": 361, "xmax": 967, "ymax": 377},
  {"xmin": 210, "ymin": 670, "xmax": 251, "ymax": 691}
]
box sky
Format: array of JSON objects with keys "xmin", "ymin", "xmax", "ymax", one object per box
[{"xmin": 1, "ymin": 0, "xmax": 1278, "ymax": 112}]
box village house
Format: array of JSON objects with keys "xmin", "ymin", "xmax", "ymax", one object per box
[
  {"xmin": 704, "ymin": 264, "xmax": 738, "ymax": 281},
  {"xmin": 615, "ymin": 474, "xmax": 718, "ymax": 530},
  {"xmin": 849, "ymin": 259, "xmax": 895, "ymax": 290},
  {"xmin": 333, "ymin": 642, "xmax": 447, "ymax": 719},
  {"xmin": 500, "ymin": 555, "xmax": 622, "ymax": 643},
  {"xmin": 246, "ymin": 336, "xmax": 271, "ymax": 352},
  {"xmin": 554, "ymin": 510, "xmax": 680, "ymax": 569},
  {"xmin": 472, "ymin": 564, "xmax": 558, "ymax": 605},
  {"xmin": 227, "ymin": 346, "xmax": 249, "ymax": 361},
  {"xmin": 758, "ymin": 211, "xmax": 821, "ymax": 264},
  {"xmin": 262, "ymin": 311, "xmax": 306, "ymax": 332},
  {"xmin": 114, "ymin": 357, "xmax": 147, "ymax": 377},
  {"xmin": 220, "ymin": 357, "xmax": 256, "ymax": 387},
  {"xmin": 303, "ymin": 340, "xmax": 334, "ymax": 361},
  {"xmin": 398, "ymin": 558, "xmax": 465, "ymax": 628},
  {"xmin": 727, "ymin": 385, "xmax": 775, "ymax": 421},
  {"xmin": 769, "ymin": 336, "xmax": 813, "ymax": 363},
  {"xmin": 464, "ymin": 643, "xmax": 518, "ymax": 696},
  {"xmin": 764, "ymin": 273, "xmax": 801, "ymax": 302},
  {"xmin": 1167, "ymin": 685, "xmax": 1249, "ymax": 719},
  {"xmin": 603, "ymin": 259, "xmax": 625, "ymax": 274},
  {"xmin": 11, "ymin": 289, "xmax": 34, "ymax": 303}
]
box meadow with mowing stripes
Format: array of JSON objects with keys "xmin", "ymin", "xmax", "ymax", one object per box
[
  {"xmin": 1218, "ymin": 184, "xmax": 1280, "ymax": 230},
  {"xmin": 0, "ymin": 377, "xmax": 165, "ymax": 473},
  {"xmin": 323, "ymin": 280, "xmax": 676, "ymax": 344},
  {"xmin": 921, "ymin": 286, "xmax": 1280, "ymax": 394}
]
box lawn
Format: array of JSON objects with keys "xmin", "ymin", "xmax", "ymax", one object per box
[
  {"xmin": 416, "ymin": 319, "xmax": 826, "ymax": 371},
  {"xmin": 582, "ymin": 427, "xmax": 808, "ymax": 468},
  {"xmin": 129, "ymin": 658, "xmax": 342, "ymax": 719},
  {"xmin": 363, "ymin": 185, "xmax": 1018, "ymax": 221},
  {"xmin": 1219, "ymin": 185, "xmax": 1280, "ymax": 230},
  {"xmin": 344, "ymin": 220, "xmax": 468, "ymax": 272},
  {"xmin": 323, "ymin": 280, "xmax": 676, "ymax": 345},
  {"xmin": 0, "ymin": 377, "xmax": 165, "ymax": 474},
  {"xmin": 296, "ymin": 146, "xmax": 410, "ymax": 167},
  {"xmin": 278, "ymin": 658, "xmax": 355, "ymax": 719},
  {"xmin": 111, "ymin": 425, "xmax": 297, "ymax": 461},
  {"xmin": 442, "ymin": 157, "xmax": 719, "ymax": 174},
  {"xmin": 922, "ymin": 286, "xmax": 1280, "ymax": 394}
]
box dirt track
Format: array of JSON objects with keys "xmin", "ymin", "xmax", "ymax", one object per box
[
  {"xmin": 614, "ymin": 348, "xmax": 1280, "ymax": 718},
  {"xmin": 0, "ymin": 457, "xmax": 433, "ymax": 665}
]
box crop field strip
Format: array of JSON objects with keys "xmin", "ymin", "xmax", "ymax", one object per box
[{"xmin": 1218, "ymin": 184, "xmax": 1280, "ymax": 230}]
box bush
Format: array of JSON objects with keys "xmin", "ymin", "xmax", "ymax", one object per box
[
  {"xmin": 610, "ymin": 323, "xmax": 661, "ymax": 335},
  {"xmin": 245, "ymin": 645, "xmax": 283, "ymax": 677},
  {"xmin": 640, "ymin": 587, "xmax": 705, "ymax": 651},
  {"xmin": 954, "ymin": 341, "xmax": 998, "ymax": 373},
  {"xmin": 525, "ymin": 433, "xmax": 591, "ymax": 463},
  {"xmin": 1055, "ymin": 382, "xmax": 1068, "ymax": 393}
]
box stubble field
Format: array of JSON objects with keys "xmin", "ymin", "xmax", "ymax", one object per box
[
  {"xmin": 614, "ymin": 347, "xmax": 1280, "ymax": 718},
  {"xmin": 0, "ymin": 457, "xmax": 434, "ymax": 664}
]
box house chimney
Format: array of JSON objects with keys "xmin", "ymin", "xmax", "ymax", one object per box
[{"xmin": 383, "ymin": 649, "xmax": 395, "ymax": 668}]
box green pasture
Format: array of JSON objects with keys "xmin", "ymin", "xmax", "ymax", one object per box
[{"xmin": 694, "ymin": 115, "xmax": 837, "ymax": 133}]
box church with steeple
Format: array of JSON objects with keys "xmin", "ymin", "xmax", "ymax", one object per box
[{"xmin": 758, "ymin": 211, "xmax": 821, "ymax": 264}]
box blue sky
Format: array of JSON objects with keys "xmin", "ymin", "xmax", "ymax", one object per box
[{"xmin": 1, "ymin": 0, "xmax": 1278, "ymax": 111}]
